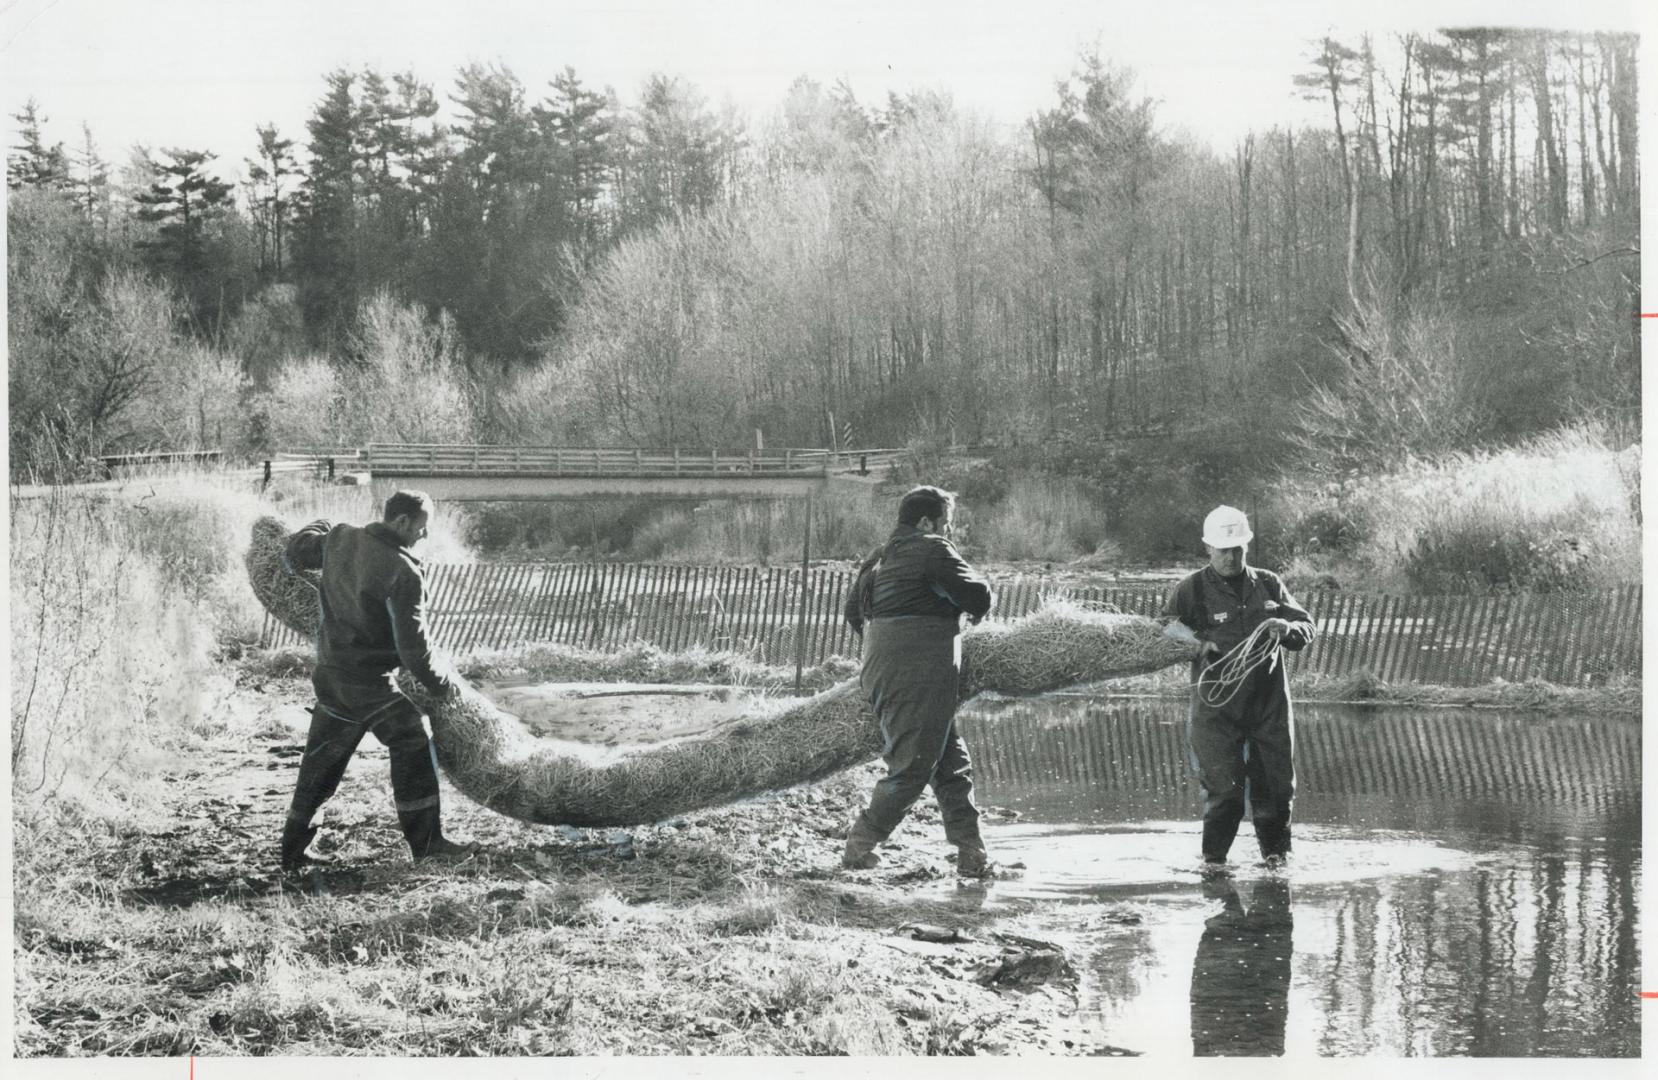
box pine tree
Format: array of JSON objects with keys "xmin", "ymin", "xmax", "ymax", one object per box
[
  {"xmin": 132, "ymin": 148, "xmax": 241, "ymax": 332},
  {"xmin": 245, "ymin": 123, "xmax": 299, "ymax": 277},
  {"xmin": 133, "ymin": 149, "xmax": 233, "ymax": 261},
  {"xmin": 7, "ymin": 98, "xmax": 70, "ymax": 190},
  {"xmin": 1294, "ymin": 36, "xmax": 1363, "ymax": 305},
  {"xmin": 536, "ymin": 66, "xmax": 614, "ymax": 247},
  {"xmin": 619, "ymin": 74, "xmax": 731, "ymax": 229},
  {"xmin": 294, "ymin": 69, "xmax": 366, "ymax": 341},
  {"xmin": 69, "ymin": 122, "xmax": 110, "ymax": 225}
]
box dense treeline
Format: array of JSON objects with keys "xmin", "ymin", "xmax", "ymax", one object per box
[{"xmin": 7, "ymin": 29, "xmax": 1640, "ymax": 557}]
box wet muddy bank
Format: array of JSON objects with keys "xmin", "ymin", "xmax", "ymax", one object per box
[
  {"xmin": 14, "ymin": 670, "xmax": 1640, "ymax": 1057},
  {"xmin": 13, "ymin": 675, "xmax": 1120, "ymax": 1057}
]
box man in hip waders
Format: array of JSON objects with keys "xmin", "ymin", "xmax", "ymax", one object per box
[
  {"xmin": 278, "ymin": 490, "xmax": 478, "ymax": 871},
  {"xmin": 841, "ymin": 486, "xmax": 995, "ymax": 876},
  {"xmin": 1162, "ymin": 505, "xmax": 1314, "ymax": 869}
]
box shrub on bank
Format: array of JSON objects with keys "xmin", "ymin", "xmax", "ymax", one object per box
[
  {"xmin": 10, "ymin": 490, "xmax": 230, "ymax": 823},
  {"xmin": 1264, "ymin": 422, "xmax": 1639, "ymax": 592}
]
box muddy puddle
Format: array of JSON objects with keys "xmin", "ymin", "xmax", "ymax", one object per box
[{"xmin": 945, "ymin": 696, "xmax": 1641, "ymax": 1057}]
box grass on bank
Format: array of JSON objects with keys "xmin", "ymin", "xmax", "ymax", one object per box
[{"xmin": 1267, "ymin": 421, "xmax": 1640, "ymax": 594}]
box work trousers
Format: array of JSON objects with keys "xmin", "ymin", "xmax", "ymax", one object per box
[
  {"xmin": 851, "ymin": 617, "xmax": 982, "ymax": 849},
  {"xmin": 285, "ymin": 667, "xmax": 444, "ymax": 856},
  {"xmin": 1187, "ymin": 704, "xmax": 1295, "ymax": 861}
]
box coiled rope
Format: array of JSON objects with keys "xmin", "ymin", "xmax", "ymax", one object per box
[{"xmin": 1196, "ymin": 621, "xmax": 1282, "ymax": 709}]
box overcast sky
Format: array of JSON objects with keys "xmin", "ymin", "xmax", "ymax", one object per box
[{"xmin": 0, "ymin": 0, "xmax": 1646, "ymax": 180}]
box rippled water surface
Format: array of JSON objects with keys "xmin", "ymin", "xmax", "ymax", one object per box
[{"xmin": 954, "ymin": 696, "xmax": 1641, "ymax": 1057}]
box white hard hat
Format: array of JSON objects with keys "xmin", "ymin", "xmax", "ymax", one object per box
[{"xmin": 1202, "ymin": 505, "xmax": 1253, "ymax": 548}]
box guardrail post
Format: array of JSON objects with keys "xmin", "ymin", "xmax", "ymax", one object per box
[
  {"xmin": 794, "ymin": 496, "xmax": 814, "ymax": 692},
  {"xmin": 326, "ymin": 457, "xmax": 335, "ymax": 481},
  {"xmin": 262, "ymin": 460, "xmax": 272, "ymax": 491},
  {"xmin": 859, "ymin": 454, "xmax": 868, "ymax": 476}
]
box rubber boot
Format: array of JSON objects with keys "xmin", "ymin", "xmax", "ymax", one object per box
[
  {"xmin": 1255, "ymin": 818, "xmax": 1291, "ymax": 867},
  {"xmin": 1201, "ymin": 812, "xmax": 1243, "ymax": 864},
  {"xmin": 955, "ymin": 841, "xmax": 993, "ymax": 879},
  {"xmin": 841, "ymin": 816, "xmax": 883, "ymax": 870},
  {"xmin": 416, "ymin": 835, "xmax": 480, "ymax": 862},
  {"xmin": 279, "ymin": 820, "xmax": 327, "ymax": 872},
  {"xmin": 400, "ymin": 803, "xmax": 479, "ymax": 862}
]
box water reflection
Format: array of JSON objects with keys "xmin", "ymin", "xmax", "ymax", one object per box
[
  {"xmin": 956, "ymin": 696, "xmax": 1640, "ymax": 1057},
  {"xmin": 960, "ymin": 695, "xmax": 1639, "ymax": 839},
  {"xmin": 1190, "ymin": 876, "xmax": 1293, "ymax": 1057}
]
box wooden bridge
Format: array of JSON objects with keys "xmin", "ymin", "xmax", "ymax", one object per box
[{"xmin": 363, "ymin": 443, "xmax": 906, "ymax": 503}]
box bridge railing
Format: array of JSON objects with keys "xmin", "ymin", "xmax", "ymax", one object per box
[
  {"xmin": 98, "ymin": 449, "xmax": 223, "ymax": 478},
  {"xmin": 364, "ymin": 443, "xmax": 907, "ymax": 478}
]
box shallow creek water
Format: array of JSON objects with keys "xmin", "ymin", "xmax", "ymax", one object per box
[{"xmin": 948, "ymin": 696, "xmax": 1640, "ymax": 1057}]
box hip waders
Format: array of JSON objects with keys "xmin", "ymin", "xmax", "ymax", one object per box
[
  {"xmin": 1187, "ymin": 703, "xmax": 1295, "ymax": 861},
  {"xmin": 283, "ymin": 673, "xmax": 444, "ymax": 859},
  {"xmin": 849, "ymin": 617, "xmax": 983, "ymax": 853}
]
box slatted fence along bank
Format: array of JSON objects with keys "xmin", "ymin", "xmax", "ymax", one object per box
[{"xmin": 258, "ymin": 566, "xmax": 1642, "ymax": 688}]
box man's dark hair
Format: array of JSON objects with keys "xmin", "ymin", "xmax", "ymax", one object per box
[
  {"xmin": 897, "ymin": 485, "xmax": 955, "ymax": 527},
  {"xmin": 383, "ymin": 490, "xmax": 433, "ymax": 523}
]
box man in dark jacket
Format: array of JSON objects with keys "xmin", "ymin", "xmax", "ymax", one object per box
[
  {"xmin": 842, "ymin": 485, "xmax": 995, "ymax": 876},
  {"xmin": 1163, "ymin": 505, "xmax": 1314, "ymax": 868},
  {"xmin": 278, "ymin": 490, "xmax": 477, "ymax": 871}
]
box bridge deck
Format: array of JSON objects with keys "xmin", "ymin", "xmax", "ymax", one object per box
[{"xmin": 365, "ymin": 444, "xmax": 903, "ymax": 479}]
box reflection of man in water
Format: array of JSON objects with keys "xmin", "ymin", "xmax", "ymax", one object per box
[
  {"xmin": 1190, "ymin": 877, "xmax": 1294, "ymax": 1056},
  {"xmin": 1163, "ymin": 505, "xmax": 1314, "ymax": 867}
]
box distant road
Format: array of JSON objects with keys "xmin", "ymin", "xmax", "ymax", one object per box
[{"xmin": 10, "ymin": 469, "xmax": 269, "ymax": 501}]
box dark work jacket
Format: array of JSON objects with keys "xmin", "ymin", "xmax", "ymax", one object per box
[
  {"xmin": 284, "ymin": 520, "xmax": 450, "ymax": 695},
  {"xmin": 844, "ymin": 524, "xmax": 994, "ymax": 635},
  {"xmin": 1162, "ymin": 565, "xmax": 1313, "ymax": 729}
]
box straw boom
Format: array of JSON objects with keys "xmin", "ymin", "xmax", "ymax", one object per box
[
  {"xmin": 245, "ymin": 515, "xmax": 322, "ymax": 636},
  {"xmin": 248, "ymin": 515, "xmax": 1197, "ymax": 826}
]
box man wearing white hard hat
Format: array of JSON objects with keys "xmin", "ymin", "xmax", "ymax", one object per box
[{"xmin": 1162, "ymin": 505, "xmax": 1314, "ymax": 868}]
